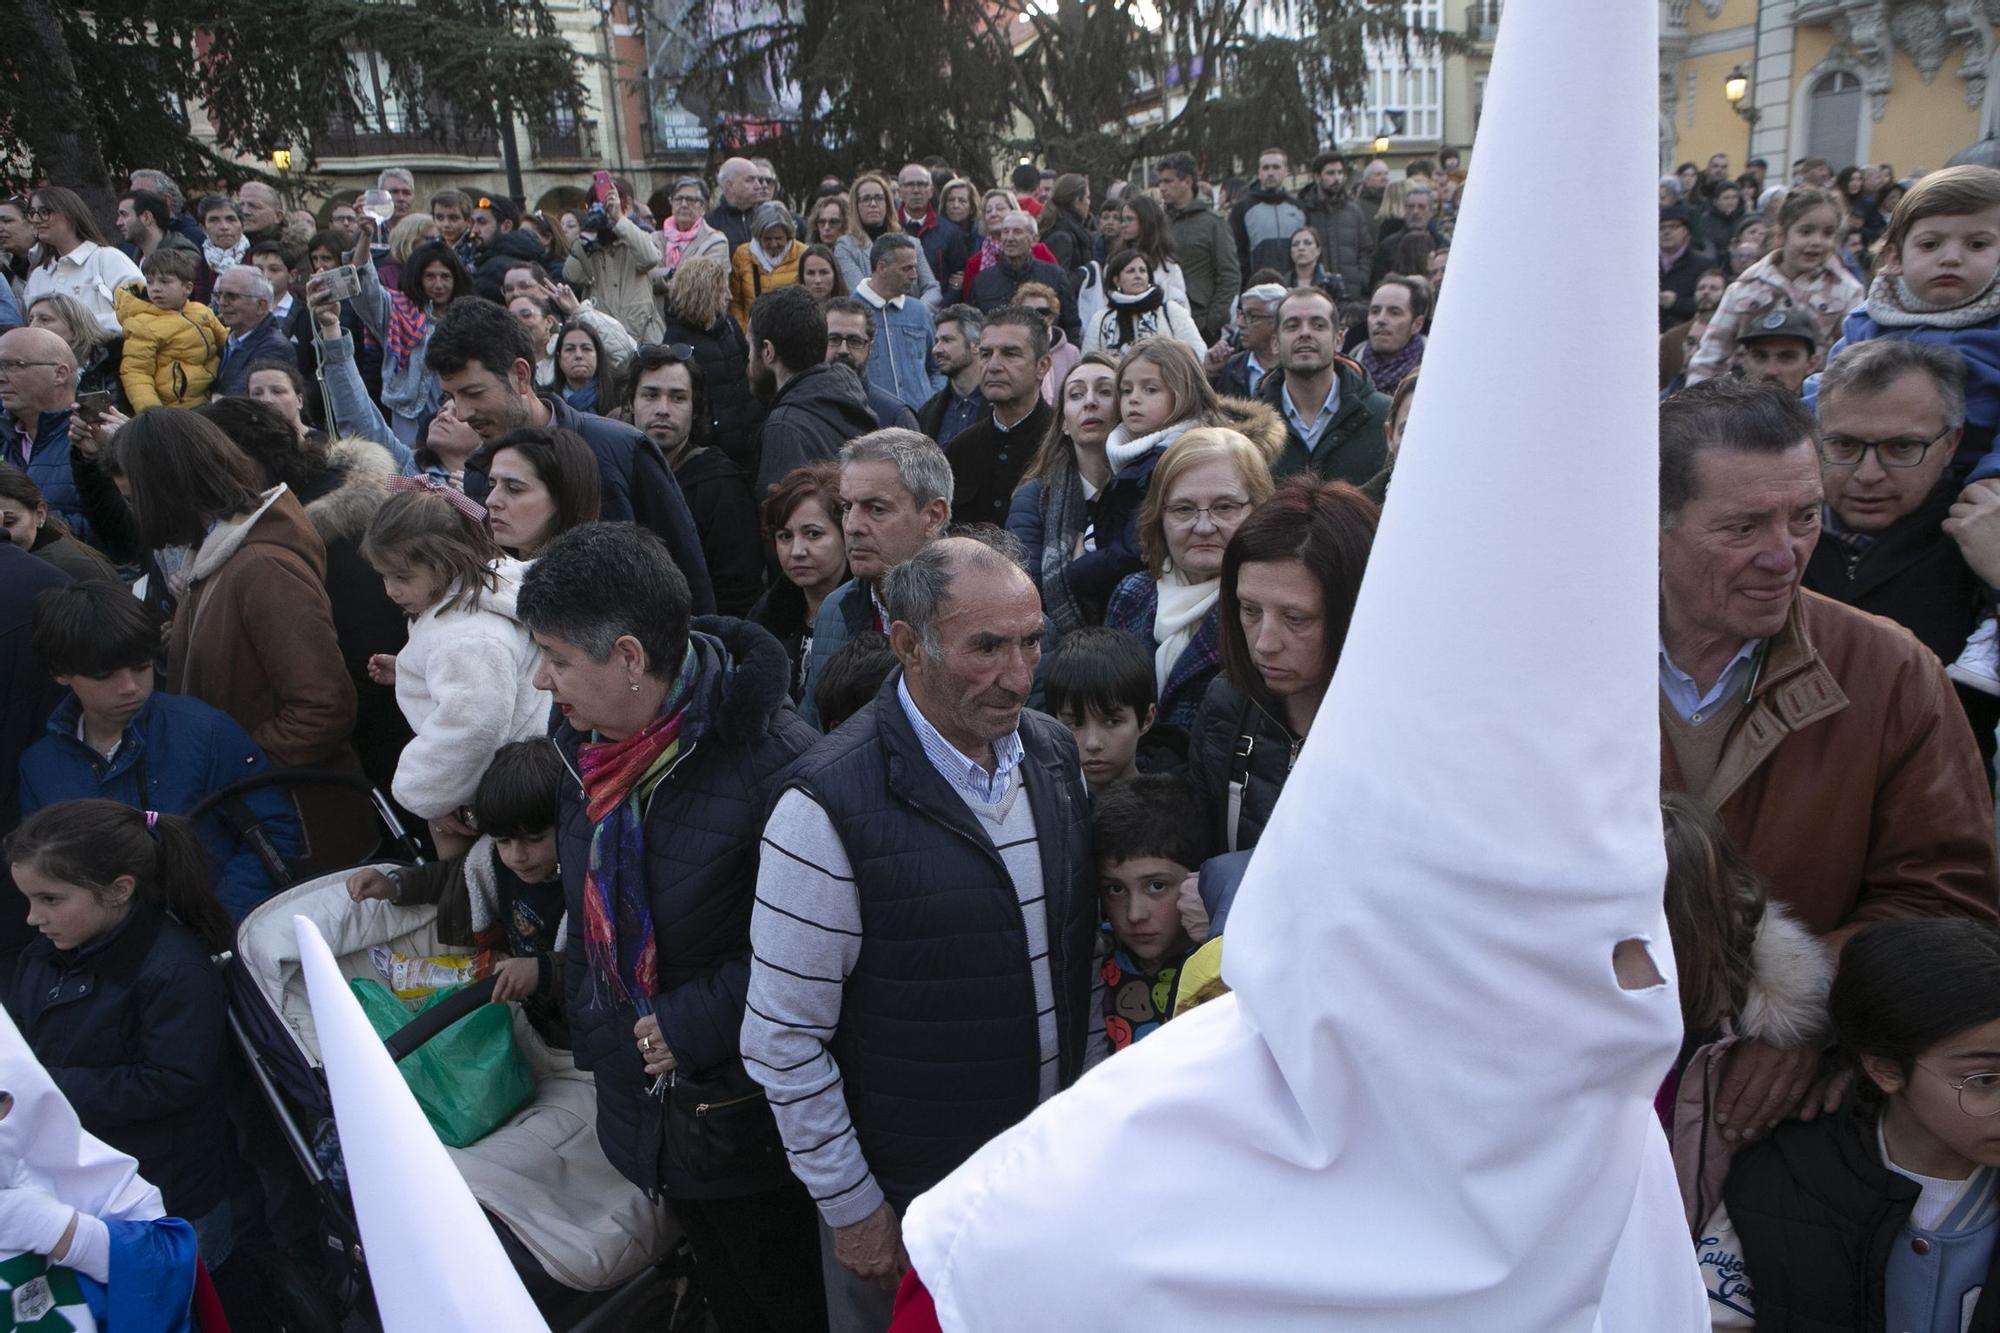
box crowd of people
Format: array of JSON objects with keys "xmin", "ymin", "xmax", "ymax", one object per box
[{"xmin": 1, "ymin": 137, "xmax": 1999, "ymax": 1332}]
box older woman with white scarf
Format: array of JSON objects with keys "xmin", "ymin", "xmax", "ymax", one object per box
[
  {"xmin": 728, "ymin": 202, "xmax": 807, "ymax": 332},
  {"xmin": 1103, "ymin": 427, "xmax": 1274, "ymax": 733},
  {"xmin": 0, "ymin": 1006, "xmax": 199, "ymax": 1331}
]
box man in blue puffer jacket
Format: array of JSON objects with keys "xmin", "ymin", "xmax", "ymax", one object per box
[{"xmin": 0, "ymin": 327, "xmax": 90, "ymax": 544}]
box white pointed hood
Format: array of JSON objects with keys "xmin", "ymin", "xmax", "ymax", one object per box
[
  {"xmin": 0, "ymin": 1006, "xmax": 161, "ymax": 1223},
  {"xmin": 901, "ymin": 1, "xmax": 1706, "ymax": 1327},
  {"xmin": 295, "ymin": 917, "xmax": 549, "ymax": 1333}
]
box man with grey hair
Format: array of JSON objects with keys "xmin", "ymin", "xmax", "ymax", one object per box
[
  {"xmin": 1656, "ymin": 377, "xmax": 1996, "ymax": 1147},
  {"xmin": 916, "ymin": 304, "xmax": 985, "ymax": 445},
  {"xmin": 707, "ymin": 157, "xmax": 761, "ymax": 251},
  {"xmin": 1211, "ymin": 281, "xmax": 1286, "ymax": 398},
  {"xmin": 129, "ymin": 169, "xmax": 207, "ymax": 249},
  {"xmin": 794, "ymin": 429, "xmax": 953, "ymax": 726},
  {"xmin": 1803, "ymin": 340, "xmax": 2000, "ymax": 745},
  {"xmin": 966, "ymin": 211, "xmax": 1078, "ymax": 343},
  {"xmin": 744, "ymin": 533, "xmax": 1096, "ymax": 1332},
  {"xmin": 854, "ymin": 234, "xmax": 942, "ymax": 413},
  {"xmin": 210, "ymin": 264, "xmax": 295, "ymax": 396},
  {"xmin": 1372, "ymin": 182, "xmax": 1444, "ymax": 283},
  {"xmin": 377, "ymin": 167, "xmax": 416, "ymax": 221},
  {"xmin": 235, "ymin": 181, "xmax": 288, "ymax": 247}
]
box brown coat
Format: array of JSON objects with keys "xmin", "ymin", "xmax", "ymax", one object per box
[
  {"xmin": 166, "ymin": 486, "xmax": 371, "ymax": 868},
  {"xmin": 1662, "ymin": 591, "xmax": 2000, "ymax": 939}
]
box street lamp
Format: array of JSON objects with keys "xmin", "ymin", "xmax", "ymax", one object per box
[
  {"xmin": 270, "ymin": 147, "xmax": 293, "ymax": 172},
  {"xmin": 1722, "ymin": 64, "xmax": 1759, "ymax": 164}
]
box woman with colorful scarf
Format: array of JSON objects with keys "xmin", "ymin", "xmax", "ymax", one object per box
[
  {"xmin": 518, "ymin": 523, "xmax": 826, "ymax": 1332},
  {"xmin": 354, "ymin": 232, "xmax": 475, "ymax": 446}
]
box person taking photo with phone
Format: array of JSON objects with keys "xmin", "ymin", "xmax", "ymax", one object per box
[{"xmin": 563, "ymin": 174, "xmax": 664, "ymax": 345}]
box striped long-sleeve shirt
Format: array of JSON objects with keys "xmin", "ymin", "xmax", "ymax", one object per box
[{"xmin": 741, "ymin": 686, "xmax": 1057, "ymax": 1228}]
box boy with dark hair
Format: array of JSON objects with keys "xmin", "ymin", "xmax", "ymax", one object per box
[
  {"xmin": 115, "ymin": 246, "xmax": 227, "ymax": 410},
  {"xmin": 1045, "ymin": 627, "xmax": 1157, "ymax": 792},
  {"xmin": 19, "ymin": 580, "xmax": 301, "ymax": 919},
  {"xmin": 811, "ymin": 632, "xmax": 897, "ymax": 733},
  {"xmin": 1091, "ymin": 773, "xmax": 1209, "ymax": 1053},
  {"xmin": 345, "ymin": 738, "xmax": 569, "ymax": 1041}
]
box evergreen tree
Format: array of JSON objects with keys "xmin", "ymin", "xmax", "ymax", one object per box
[
  {"xmin": 1, "ymin": 0, "xmax": 586, "ymax": 218},
  {"xmin": 669, "ymin": 0, "xmax": 1455, "ymax": 187}
]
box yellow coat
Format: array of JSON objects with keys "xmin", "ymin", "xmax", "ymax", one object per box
[
  {"xmin": 115, "ymin": 285, "xmax": 228, "ymax": 410},
  {"xmin": 728, "ymin": 240, "xmax": 806, "ymax": 332}
]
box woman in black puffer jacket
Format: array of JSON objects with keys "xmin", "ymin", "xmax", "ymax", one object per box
[
  {"xmin": 660, "ymin": 255, "xmax": 766, "ymax": 476},
  {"xmin": 1187, "ymin": 475, "xmax": 1377, "ymax": 854}
]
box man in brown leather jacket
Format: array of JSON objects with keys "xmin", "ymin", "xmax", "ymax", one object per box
[{"xmin": 1657, "ymin": 379, "xmax": 1999, "ymax": 1144}]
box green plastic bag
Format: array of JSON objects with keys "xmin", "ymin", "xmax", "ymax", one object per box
[{"xmin": 348, "ymin": 977, "xmax": 534, "ymax": 1148}]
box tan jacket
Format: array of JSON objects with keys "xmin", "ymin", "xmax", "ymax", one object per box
[{"xmin": 1662, "ymin": 591, "xmax": 2000, "ymax": 938}]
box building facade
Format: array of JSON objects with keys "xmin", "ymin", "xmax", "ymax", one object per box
[{"xmin": 1661, "ymin": 0, "xmax": 2000, "ymax": 178}]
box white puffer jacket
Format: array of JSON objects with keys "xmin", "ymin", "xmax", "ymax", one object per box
[{"xmin": 390, "ymin": 556, "xmax": 549, "ymax": 819}]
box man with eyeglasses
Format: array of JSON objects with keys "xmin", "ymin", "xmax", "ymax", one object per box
[
  {"xmin": 1803, "ymin": 339, "xmax": 2000, "ymax": 748},
  {"xmin": 0, "ymin": 326, "xmax": 91, "ymax": 541},
  {"xmin": 1658, "ymin": 377, "xmax": 1998, "ymax": 1150},
  {"xmin": 824, "ymin": 298, "xmax": 921, "ymax": 432},
  {"xmin": 210, "ymin": 265, "xmax": 296, "ymax": 397},
  {"xmin": 1210, "ymin": 283, "xmax": 1285, "ymax": 399}
]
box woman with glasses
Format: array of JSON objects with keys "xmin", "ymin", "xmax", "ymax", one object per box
[
  {"xmin": 833, "ymin": 172, "xmax": 943, "ymax": 310},
  {"xmin": 1696, "ymin": 918, "xmax": 2000, "ymax": 1330},
  {"xmin": 662, "ymin": 255, "xmax": 764, "ymax": 472},
  {"xmin": 1184, "ymin": 475, "xmax": 1377, "ymax": 853},
  {"xmin": 655, "ymin": 176, "xmax": 727, "ymax": 275},
  {"xmin": 21, "ymin": 186, "xmax": 142, "ymax": 338},
  {"xmin": 1103, "ymin": 426, "xmax": 1274, "ymax": 734}
]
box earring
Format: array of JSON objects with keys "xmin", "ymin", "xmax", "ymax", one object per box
[{"xmin": 629, "ymin": 680, "xmax": 640, "ymax": 692}]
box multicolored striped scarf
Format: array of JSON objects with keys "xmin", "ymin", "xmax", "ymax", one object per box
[
  {"xmin": 577, "ymin": 644, "xmax": 699, "ymax": 1011},
  {"xmin": 385, "ymin": 291, "xmax": 431, "ymax": 372}
]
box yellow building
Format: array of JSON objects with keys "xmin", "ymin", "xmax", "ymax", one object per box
[{"xmin": 1661, "ymin": 0, "xmax": 2000, "ymax": 179}]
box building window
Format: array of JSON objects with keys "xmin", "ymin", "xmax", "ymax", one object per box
[
  {"xmin": 320, "ymin": 51, "xmax": 498, "ymax": 159},
  {"xmin": 1333, "ymin": 0, "xmax": 1446, "ymax": 144},
  {"xmin": 1805, "ymin": 70, "xmax": 1862, "ymax": 170}
]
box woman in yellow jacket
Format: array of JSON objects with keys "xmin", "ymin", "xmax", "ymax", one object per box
[
  {"xmin": 727, "ymin": 202, "xmax": 806, "ymax": 332},
  {"xmin": 113, "ymin": 251, "xmax": 227, "ymax": 410}
]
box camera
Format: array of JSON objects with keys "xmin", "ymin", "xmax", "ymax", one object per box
[{"xmin": 581, "ymin": 203, "xmax": 611, "ymax": 238}]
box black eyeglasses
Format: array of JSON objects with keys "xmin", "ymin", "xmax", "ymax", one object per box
[
  {"xmin": 648, "ymin": 343, "xmax": 697, "ymax": 364},
  {"xmin": 1818, "ymin": 424, "xmax": 1954, "ymax": 468}
]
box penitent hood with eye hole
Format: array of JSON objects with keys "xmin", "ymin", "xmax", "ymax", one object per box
[{"xmin": 899, "ymin": 0, "xmax": 1709, "ymax": 1328}]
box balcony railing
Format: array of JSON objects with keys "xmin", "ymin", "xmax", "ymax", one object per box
[
  {"xmin": 1465, "ymin": 0, "xmax": 1502, "ymax": 40},
  {"xmin": 531, "ymin": 119, "xmax": 598, "ymax": 163},
  {"xmin": 317, "ymin": 112, "xmax": 498, "ymax": 161}
]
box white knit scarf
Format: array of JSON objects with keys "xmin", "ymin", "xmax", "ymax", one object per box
[{"xmin": 1152, "ymin": 565, "xmax": 1216, "ymax": 695}]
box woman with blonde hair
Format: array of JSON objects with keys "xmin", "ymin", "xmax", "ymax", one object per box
[
  {"xmin": 835, "ymin": 171, "xmax": 942, "ymax": 304},
  {"xmin": 1067, "ymin": 336, "xmax": 1283, "ymax": 625},
  {"xmin": 381, "ymin": 211, "xmax": 439, "ymax": 291},
  {"xmin": 1104, "ymin": 426, "xmax": 1277, "ymax": 731},
  {"xmin": 930, "ymin": 177, "xmax": 981, "ymax": 298},
  {"xmin": 663, "ymin": 254, "xmax": 764, "ymax": 467},
  {"xmin": 25, "ymin": 292, "xmax": 121, "ymax": 409}
]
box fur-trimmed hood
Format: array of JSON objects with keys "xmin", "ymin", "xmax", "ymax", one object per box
[
  {"xmin": 302, "ymin": 437, "xmax": 397, "ymax": 549},
  {"xmin": 1216, "ymin": 395, "xmax": 1289, "ymax": 464},
  {"xmin": 1736, "ymin": 901, "xmax": 1833, "ymax": 1049},
  {"xmin": 687, "ymin": 615, "xmax": 797, "ymax": 746}
]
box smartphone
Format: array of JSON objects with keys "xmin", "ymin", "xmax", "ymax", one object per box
[
  {"xmin": 75, "ymin": 389, "xmax": 112, "ymax": 422},
  {"xmin": 317, "ymin": 264, "xmax": 361, "ymax": 303},
  {"xmin": 592, "ymin": 170, "xmax": 614, "ymax": 205}
]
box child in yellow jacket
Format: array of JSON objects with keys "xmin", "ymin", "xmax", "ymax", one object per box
[{"xmin": 116, "ymin": 248, "xmax": 227, "ymax": 410}]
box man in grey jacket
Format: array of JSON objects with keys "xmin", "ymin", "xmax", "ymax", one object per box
[{"xmin": 1157, "ymin": 153, "xmax": 1240, "ymax": 344}]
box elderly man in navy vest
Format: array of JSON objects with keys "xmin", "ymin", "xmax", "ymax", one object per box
[{"xmin": 743, "ymin": 535, "xmax": 1098, "ymax": 1333}]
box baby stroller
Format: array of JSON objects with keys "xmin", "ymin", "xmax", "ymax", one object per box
[{"xmin": 198, "ymin": 771, "xmax": 694, "ymax": 1330}]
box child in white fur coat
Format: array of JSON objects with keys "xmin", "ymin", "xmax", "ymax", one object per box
[{"xmin": 361, "ymin": 484, "xmax": 547, "ymax": 855}]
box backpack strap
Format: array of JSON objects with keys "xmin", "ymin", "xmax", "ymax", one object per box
[{"xmin": 1225, "ymin": 728, "xmax": 1256, "ymax": 853}]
